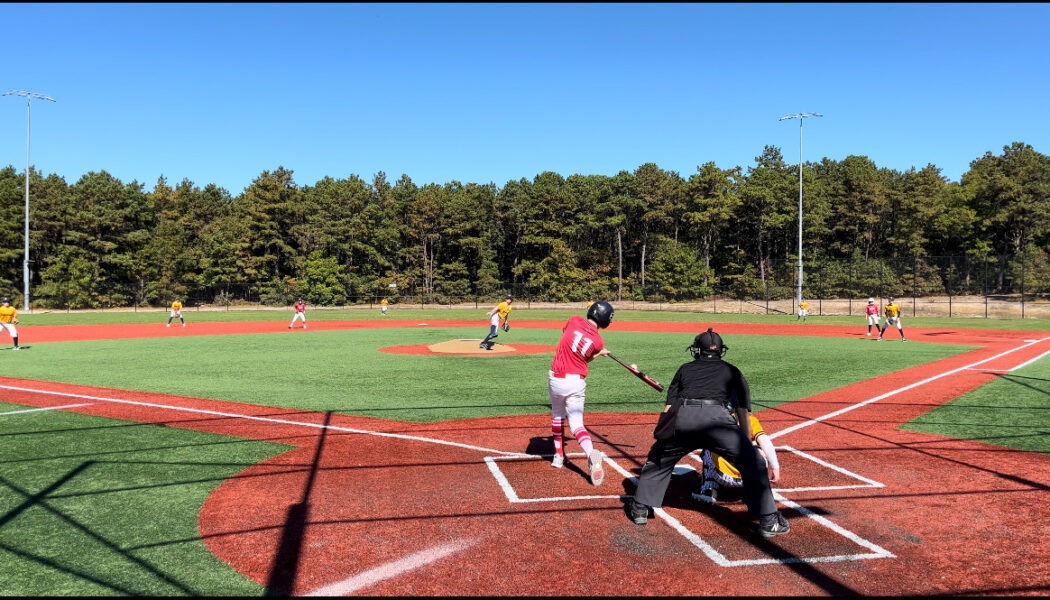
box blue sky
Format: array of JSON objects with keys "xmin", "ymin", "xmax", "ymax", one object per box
[{"xmin": 2, "ymin": 3, "xmax": 1048, "ymax": 194}]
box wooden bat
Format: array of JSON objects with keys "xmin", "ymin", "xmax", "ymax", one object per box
[{"xmin": 606, "ymin": 353, "xmax": 664, "ymax": 392}]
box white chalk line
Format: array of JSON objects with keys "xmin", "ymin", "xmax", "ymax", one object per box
[
  {"xmin": 485, "ymin": 446, "xmax": 894, "ymax": 566},
  {"xmin": 770, "ymin": 335, "xmax": 1050, "ymax": 440},
  {"xmin": 304, "ymin": 538, "xmax": 477, "ymax": 596},
  {"xmin": 0, "ymin": 384, "xmax": 529, "ymax": 458},
  {"xmin": 0, "ymin": 403, "xmax": 92, "ymax": 416}
]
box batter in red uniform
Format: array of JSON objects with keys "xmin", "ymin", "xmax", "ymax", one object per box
[{"xmin": 547, "ymin": 301, "xmax": 615, "ymax": 486}]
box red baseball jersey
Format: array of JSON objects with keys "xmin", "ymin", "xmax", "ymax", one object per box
[
  {"xmin": 550, "ymin": 315, "xmax": 605, "ymax": 378},
  {"xmin": 865, "ymin": 304, "xmax": 879, "ymax": 316},
  {"xmin": 295, "ymin": 302, "xmax": 306, "ymax": 313}
]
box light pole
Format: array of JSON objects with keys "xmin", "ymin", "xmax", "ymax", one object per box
[
  {"xmin": 778, "ymin": 111, "xmax": 822, "ymax": 312},
  {"xmin": 3, "ymin": 90, "xmax": 56, "ymax": 313}
]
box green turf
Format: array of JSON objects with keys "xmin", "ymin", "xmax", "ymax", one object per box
[
  {"xmin": 0, "ymin": 402, "xmax": 288, "ymax": 595},
  {"xmin": 15, "ymin": 305, "xmax": 1050, "ymax": 332},
  {"xmin": 901, "ymin": 357, "xmax": 1050, "ymax": 456},
  {"xmin": 0, "ymin": 326, "xmax": 975, "ymax": 422}
]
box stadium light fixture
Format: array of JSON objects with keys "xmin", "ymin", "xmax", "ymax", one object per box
[
  {"xmin": 778, "ymin": 112, "xmax": 822, "ymax": 312},
  {"xmin": 3, "ymin": 90, "xmax": 56, "ymax": 313}
]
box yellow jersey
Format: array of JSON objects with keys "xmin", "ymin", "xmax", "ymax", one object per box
[
  {"xmin": 171, "ymin": 301, "xmax": 183, "ymax": 312},
  {"xmin": 799, "ymin": 301, "xmax": 809, "ymax": 310},
  {"xmin": 496, "ymin": 301, "xmax": 512, "ymax": 320},
  {"xmin": 885, "ymin": 303, "xmax": 900, "ymax": 318},
  {"xmin": 381, "ymin": 299, "xmax": 389, "ymax": 306},
  {"xmin": 0, "ymin": 306, "xmax": 16, "ymax": 323},
  {"xmin": 714, "ymin": 415, "xmax": 766, "ymax": 479}
]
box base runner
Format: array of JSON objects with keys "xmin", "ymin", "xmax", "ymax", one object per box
[{"xmin": 0, "ymin": 298, "xmax": 21, "ymax": 350}]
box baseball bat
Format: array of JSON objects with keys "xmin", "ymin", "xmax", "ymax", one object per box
[{"xmin": 606, "ymin": 353, "xmax": 664, "ymax": 392}]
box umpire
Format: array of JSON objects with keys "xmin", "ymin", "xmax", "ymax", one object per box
[{"xmin": 626, "ymin": 328, "xmax": 790, "ymax": 538}]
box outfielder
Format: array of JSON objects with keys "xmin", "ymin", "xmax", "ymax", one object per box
[
  {"xmin": 480, "ymin": 295, "xmax": 512, "ymax": 350},
  {"xmin": 797, "ymin": 299, "xmax": 809, "ymax": 322},
  {"xmin": 381, "ymin": 298, "xmax": 389, "ymax": 315},
  {"xmin": 547, "ymin": 301, "xmax": 615, "ymax": 487},
  {"xmin": 167, "ymin": 297, "xmax": 185, "ymax": 327},
  {"xmin": 289, "ymin": 298, "xmax": 307, "ymax": 329},
  {"xmin": 0, "ymin": 298, "xmax": 21, "ymax": 350},
  {"xmin": 864, "ymin": 297, "xmax": 881, "ymax": 337},
  {"xmin": 693, "ymin": 412, "xmax": 781, "ymax": 505},
  {"xmin": 878, "ymin": 296, "xmax": 907, "ymax": 342}
]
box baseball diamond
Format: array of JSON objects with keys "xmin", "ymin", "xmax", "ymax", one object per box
[{"xmin": 0, "ymin": 319, "xmax": 1048, "ymax": 596}]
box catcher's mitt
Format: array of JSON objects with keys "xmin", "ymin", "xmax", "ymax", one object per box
[{"xmin": 501, "ymin": 322, "xmax": 510, "ymax": 332}]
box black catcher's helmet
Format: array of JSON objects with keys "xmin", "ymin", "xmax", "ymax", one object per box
[
  {"xmin": 586, "ymin": 301, "xmax": 614, "ymax": 329},
  {"xmin": 689, "ymin": 327, "xmax": 728, "ymax": 359}
]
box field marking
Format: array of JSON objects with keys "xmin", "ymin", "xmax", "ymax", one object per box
[
  {"xmin": 485, "ymin": 446, "xmax": 894, "ymax": 567},
  {"xmin": 0, "ymin": 384, "xmax": 530, "ymax": 458},
  {"xmin": 304, "ymin": 538, "xmax": 476, "ymax": 596},
  {"xmin": 770, "ymin": 335, "xmax": 1050, "ymax": 440},
  {"xmin": 0, "ymin": 403, "xmax": 92, "ymax": 416},
  {"xmin": 485, "ymin": 454, "xmax": 625, "ymax": 503}
]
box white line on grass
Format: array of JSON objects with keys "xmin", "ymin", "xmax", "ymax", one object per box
[
  {"xmin": 304, "ymin": 538, "xmax": 476, "ymax": 596},
  {"xmin": 0, "ymin": 403, "xmax": 92, "ymax": 416},
  {"xmin": 770, "ymin": 336, "xmax": 1050, "ymax": 440},
  {"xmin": 0, "ymin": 384, "xmax": 529, "ymax": 458}
]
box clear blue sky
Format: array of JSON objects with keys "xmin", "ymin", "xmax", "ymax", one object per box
[{"xmin": 3, "ymin": 3, "xmax": 1048, "ymax": 194}]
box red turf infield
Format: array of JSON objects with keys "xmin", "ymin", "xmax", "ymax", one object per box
[{"xmin": 2, "ymin": 320, "xmax": 1050, "ymax": 596}]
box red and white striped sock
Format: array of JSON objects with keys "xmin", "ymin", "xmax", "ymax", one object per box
[
  {"xmin": 572, "ymin": 426, "xmax": 594, "ymax": 456},
  {"xmin": 551, "ymin": 417, "xmax": 564, "ymax": 456}
]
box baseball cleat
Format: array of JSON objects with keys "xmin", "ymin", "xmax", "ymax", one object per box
[
  {"xmin": 757, "ymin": 512, "xmax": 791, "ymax": 538},
  {"xmin": 588, "ymin": 451, "xmax": 605, "ymax": 486},
  {"xmin": 550, "ymin": 454, "xmax": 564, "ymax": 468},
  {"xmin": 627, "ymin": 500, "xmax": 650, "ymax": 525},
  {"xmin": 866, "ymin": 332, "xmax": 871, "ymax": 336},
  {"xmin": 166, "ymin": 323, "xmax": 170, "ymax": 328}
]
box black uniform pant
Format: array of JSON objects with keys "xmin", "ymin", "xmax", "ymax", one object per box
[{"xmin": 633, "ymin": 404, "xmax": 777, "ymax": 517}]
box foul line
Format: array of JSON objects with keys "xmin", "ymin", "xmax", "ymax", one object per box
[
  {"xmin": 305, "ymin": 538, "xmax": 476, "ymax": 596},
  {"xmin": 0, "ymin": 403, "xmax": 92, "ymax": 416},
  {"xmin": 0, "ymin": 384, "xmax": 529, "ymax": 458},
  {"xmin": 770, "ymin": 335, "xmax": 1050, "ymax": 440}
]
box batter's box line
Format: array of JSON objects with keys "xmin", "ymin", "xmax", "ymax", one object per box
[
  {"xmin": 484, "ymin": 454, "xmax": 625, "ymax": 503},
  {"xmin": 485, "ymin": 450, "xmax": 895, "ymax": 567}
]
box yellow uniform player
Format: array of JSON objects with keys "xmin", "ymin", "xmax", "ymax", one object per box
[
  {"xmin": 480, "ymin": 295, "xmax": 513, "ymax": 350},
  {"xmin": 167, "ymin": 298, "xmax": 185, "ymax": 327},
  {"xmin": 797, "ymin": 300, "xmax": 809, "ymax": 322},
  {"xmin": 381, "ymin": 298, "xmax": 389, "ymax": 315},
  {"xmin": 0, "ymin": 298, "xmax": 21, "ymax": 350},
  {"xmin": 693, "ymin": 413, "xmax": 781, "ymax": 504},
  {"xmin": 878, "ymin": 297, "xmax": 906, "ymax": 341}
]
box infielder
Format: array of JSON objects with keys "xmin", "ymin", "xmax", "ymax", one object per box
[
  {"xmin": 878, "ymin": 296, "xmax": 907, "ymax": 342},
  {"xmin": 289, "ymin": 298, "xmax": 307, "ymax": 329},
  {"xmin": 547, "ymin": 301, "xmax": 615, "ymax": 487},
  {"xmin": 0, "ymin": 298, "xmax": 21, "ymax": 350},
  {"xmin": 480, "ymin": 295, "xmax": 512, "ymax": 350},
  {"xmin": 693, "ymin": 412, "xmax": 780, "ymax": 505},
  {"xmin": 864, "ymin": 297, "xmax": 881, "ymax": 337},
  {"xmin": 797, "ymin": 299, "xmax": 809, "ymax": 322},
  {"xmin": 167, "ymin": 297, "xmax": 185, "ymax": 327}
]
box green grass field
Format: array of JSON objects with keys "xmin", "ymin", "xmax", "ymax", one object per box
[
  {"xmin": 0, "ymin": 326, "xmax": 973, "ymax": 421},
  {"xmin": 1, "ymin": 310, "xmax": 1048, "ymax": 595}
]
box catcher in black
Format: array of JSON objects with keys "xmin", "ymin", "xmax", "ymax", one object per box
[{"xmin": 626, "ymin": 328, "xmax": 790, "ymax": 538}]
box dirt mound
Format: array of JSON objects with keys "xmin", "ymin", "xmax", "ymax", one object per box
[{"xmin": 428, "ymin": 339, "xmax": 515, "ymax": 354}]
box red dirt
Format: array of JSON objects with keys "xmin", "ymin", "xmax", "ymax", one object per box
[{"xmin": 2, "ymin": 321, "xmax": 1049, "ymax": 596}]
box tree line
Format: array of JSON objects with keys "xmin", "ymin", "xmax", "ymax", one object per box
[{"xmin": 1, "ymin": 141, "xmax": 1048, "ymax": 309}]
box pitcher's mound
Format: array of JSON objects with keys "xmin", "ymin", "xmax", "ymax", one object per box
[
  {"xmin": 378, "ymin": 341, "xmax": 556, "ymax": 356},
  {"xmin": 430, "ymin": 339, "xmax": 514, "ymax": 354}
]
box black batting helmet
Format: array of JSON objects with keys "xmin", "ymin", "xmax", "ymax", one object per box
[
  {"xmin": 689, "ymin": 327, "xmax": 728, "ymax": 358},
  {"xmin": 586, "ymin": 301, "xmax": 614, "ymax": 329}
]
